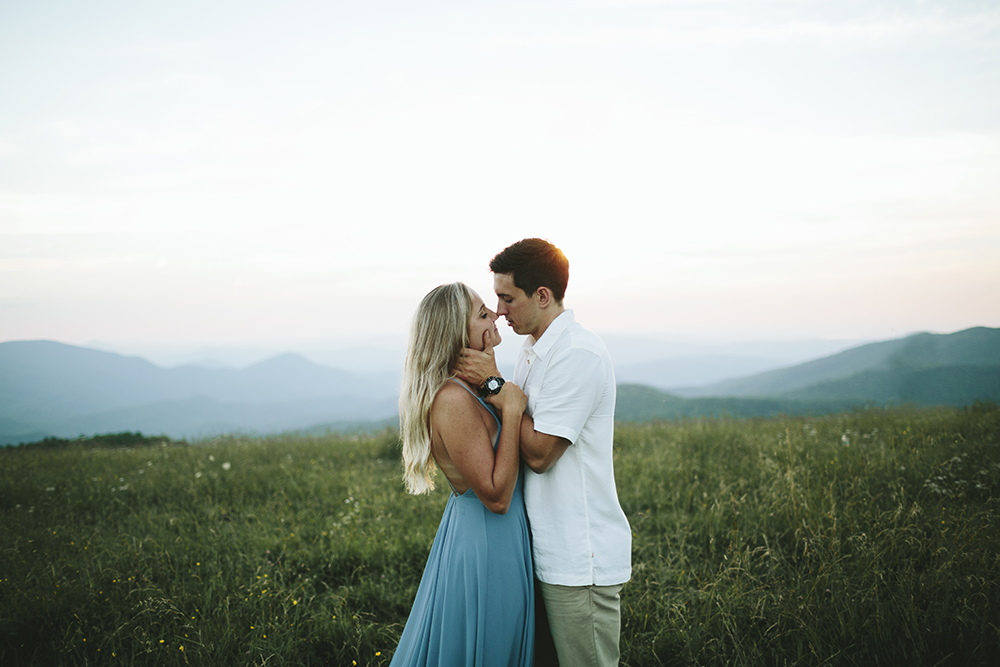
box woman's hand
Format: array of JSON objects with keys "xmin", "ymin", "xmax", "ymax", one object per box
[{"xmin": 486, "ymin": 381, "xmax": 526, "ymax": 416}]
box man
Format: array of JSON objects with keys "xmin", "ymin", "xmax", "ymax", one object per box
[{"xmin": 457, "ymin": 238, "xmax": 632, "ymax": 667}]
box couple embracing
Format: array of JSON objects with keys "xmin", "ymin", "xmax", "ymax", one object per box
[{"xmin": 390, "ymin": 238, "xmax": 632, "ymax": 667}]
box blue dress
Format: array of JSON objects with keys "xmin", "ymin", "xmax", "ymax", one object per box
[{"xmin": 390, "ymin": 382, "xmax": 535, "ymax": 667}]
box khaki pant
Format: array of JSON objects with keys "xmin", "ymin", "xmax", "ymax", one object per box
[{"xmin": 536, "ymin": 580, "xmax": 624, "ymax": 667}]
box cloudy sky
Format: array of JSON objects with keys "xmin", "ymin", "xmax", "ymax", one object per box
[{"xmin": 2, "ymin": 0, "xmax": 998, "ymax": 359}]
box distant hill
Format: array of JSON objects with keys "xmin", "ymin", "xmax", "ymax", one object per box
[
  {"xmin": 614, "ymin": 385, "xmax": 863, "ymax": 422},
  {"xmin": 4, "ymin": 329, "xmax": 998, "ymax": 444},
  {"xmin": 605, "ymin": 335, "xmax": 867, "ymax": 389},
  {"xmin": 614, "ymin": 354, "xmax": 781, "ymax": 390},
  {"xmin": 675, "ymin": 327, "xmax": 1000, "ymax": 404},
  {"xmin": 787, "ymin": 365, "xmax": 1000, "ymax": 406},
  {"xmin": 0, "ymin": 341, "xmax": 400, "ymax": 444}
]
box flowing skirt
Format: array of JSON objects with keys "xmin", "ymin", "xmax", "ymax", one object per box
[{"xmin": 389, "ymin": 471, "xmax": 534, "ymax": 667}]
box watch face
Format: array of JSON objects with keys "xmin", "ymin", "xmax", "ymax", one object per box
[
  {"xmin": 479, "ymin": 377, "xmax": 504, "ymax": 396},
  {"xmin": 478, "ymin": 376, "xmax": 504, "ymax": 397}
]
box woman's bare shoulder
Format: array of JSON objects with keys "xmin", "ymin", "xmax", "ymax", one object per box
[
  {"xmin": 432, "ymin": 379, "xmax": 476, "ymax": 408},
  {"xmin": 431, "ymin": 380, "xmax": 484, "ymax": 432}
]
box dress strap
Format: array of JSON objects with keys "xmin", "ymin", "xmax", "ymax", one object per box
[{"xmin": 448, "ymin": 378, "xmax": 501, "ymax": 435}]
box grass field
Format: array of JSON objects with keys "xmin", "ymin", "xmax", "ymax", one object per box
[{"xmin": 2, "ymin": 404, "xmax": 998, "ymax": 666}]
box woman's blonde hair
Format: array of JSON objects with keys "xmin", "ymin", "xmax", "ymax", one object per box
[{"xmin": 399, "ymin": 282, "xmax": 474, "ymax": 494}]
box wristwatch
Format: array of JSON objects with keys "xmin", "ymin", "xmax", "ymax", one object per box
[{"xmin": 477, "ymin": 376, "xmax": 505, "ymax": 397}]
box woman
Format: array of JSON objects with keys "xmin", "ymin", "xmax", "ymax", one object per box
[{"xmin": 390, "ymin": 282, "xmax": 534, "ymax": 667}]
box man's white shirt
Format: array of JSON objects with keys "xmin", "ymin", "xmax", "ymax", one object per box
[{"xmin": 514, "ymin": 310, "xmax": 632, "ymax": 587}]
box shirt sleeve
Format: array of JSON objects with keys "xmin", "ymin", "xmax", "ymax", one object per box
[{"xmin": 531, "ymin": 346, "xmax": 604, "ymax": 445}]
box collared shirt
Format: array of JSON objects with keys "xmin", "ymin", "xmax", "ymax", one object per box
[{"xmin": 515, "ymin": 310, "xmax": 632, "ymax": 587}]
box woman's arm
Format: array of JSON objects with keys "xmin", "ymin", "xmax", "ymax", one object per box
[{"xmin": 432, "ymin": 382, "xmax": 526, "ymax": 514}]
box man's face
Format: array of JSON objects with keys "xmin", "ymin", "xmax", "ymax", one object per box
[{"xmin": 493, "ymin": 272, "xmax": 542, "ymax": 338}]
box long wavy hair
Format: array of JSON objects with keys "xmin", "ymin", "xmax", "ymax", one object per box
[{"xmin": 399, "ymin": 282, "xmax": 473, "ymax": 494}]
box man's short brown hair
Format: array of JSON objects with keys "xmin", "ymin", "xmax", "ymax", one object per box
[{"xmin": 490, "ymin": 238, "xmax": 569, "ymax": 303}]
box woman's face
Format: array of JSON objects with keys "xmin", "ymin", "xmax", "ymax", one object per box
[{"xmin": 468, "ymin": 290, "xmax": 501, "ymax": 351}]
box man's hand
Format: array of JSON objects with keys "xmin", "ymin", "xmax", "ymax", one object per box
[{"xmin": 453, "ymin": 329, "xmax": 501, "ymax": 388}]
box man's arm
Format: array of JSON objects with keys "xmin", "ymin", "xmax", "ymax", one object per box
[
  {"xmin": 519, "ymin": 347, "xmax": 606, "ymax": 473},
  {"xmin": 519, "ymin": 414, "xmax": 570, "ymax": 474}
]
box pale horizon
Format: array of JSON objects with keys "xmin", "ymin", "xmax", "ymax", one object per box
[{"xmin": 2, "ymin": 1, "xmax": 998, "ymax": 353}]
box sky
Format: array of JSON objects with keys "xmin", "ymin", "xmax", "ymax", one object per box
[{"xmin": 2, "ymin": 0, "xmax": 999, "ymax": 362}]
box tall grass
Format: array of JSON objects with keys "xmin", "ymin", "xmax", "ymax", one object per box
[
  {"xmin": 1, "ymin": 431, "xmax": 416, "ymax": 666},
  {"xmin": 2, "ymin": 405, "xmax": 998, "ymax": 666},
  {"xmin": 617, "ymin": 404, "xmax": 1000, "ymax": 666}
]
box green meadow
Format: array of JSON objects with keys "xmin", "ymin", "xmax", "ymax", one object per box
[{"xmin": 2, "ymin": 405, "xmax": 998, "ymax": 666}]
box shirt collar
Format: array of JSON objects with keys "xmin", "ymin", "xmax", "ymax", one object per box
[{"xmin": 522, "ymin": 309, "xmax": 575, "ymax": 360}]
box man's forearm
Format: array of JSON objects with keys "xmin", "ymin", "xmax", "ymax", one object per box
[{"xmin": 519, "ymin": 416, "xmax": 570, "ymax": 474}]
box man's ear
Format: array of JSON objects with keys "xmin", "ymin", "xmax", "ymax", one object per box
[{"xmin": 536, "ymin": 286, "xmax": 553, "ymax": 309}]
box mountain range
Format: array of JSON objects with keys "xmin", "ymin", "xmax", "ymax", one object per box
[
  {"xmin": 616, "ymin": 327, "xmax": 1000, "ymax": 421},
  {"xmin": 0, "ymin": 341, "xmax": 399, "ymax": 445},
  {"xmin": 2, "ymin": 327, "xmax": 998, "ymax": 445}
]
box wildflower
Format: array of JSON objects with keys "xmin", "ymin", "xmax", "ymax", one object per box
[
  {"xmin": 222, "ymin": 462, "xmax": 231, "ymax": 471},
  {"xmin": 195, "ymin": 472, "xmax": 202, "ymax": 479}
]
